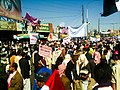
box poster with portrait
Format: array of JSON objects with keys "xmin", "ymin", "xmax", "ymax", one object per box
[
  {"xmin": 0, "ymin": 0, "xmax": 22, "ymax": 21},
  {"xmin": 30, "ymin": 33, "xmax": 38, "ymax": 44}
]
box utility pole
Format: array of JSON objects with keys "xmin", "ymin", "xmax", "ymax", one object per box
[
  {"xmin": 82, "ymin": 4, "xmax": 84, "ymax": 24},
  {"xmin": 98, "ymin": 18, "xmax": 100, "ymax": 33},
  {"xmin": 86, "ymin": 0, "xmax": 99, "ymax": 36}
]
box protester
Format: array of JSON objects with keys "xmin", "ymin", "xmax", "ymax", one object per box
[
  {"xmin": 62, "ymin": 53, "xmax": 74, "ymax": 89},
  {"xmin": 73, "ymin": 45, "xmax": 82, "ymax": 62},
  {"xmin": 0, "ymin": 63, "xmax": 8, "ymax": 90},
  {"xmin": 9, "ymin": 50, "xmax": 16, "ymax": 66},
  {"xmin": 52, "ymin": 48, "xmax": 62, "ymax": 71},
  {"xmin": 62, "ymin": 54, "xmax": 72, "ymax": 66},
  {"xmin": 7, "ymin": 63, "xmax": 23, "ymax": 90},
  {"xmin": 58, "ymin": 64, "xmax": 71, "ymax": 90},
  {"xmin": 14, "ymin": 48, "xmax": 22, "ymax": 75},
  {"xmin": 92, "ymin": 48, "xmax": 101, "ymax": 65},
  {"xmin": 32, "ymin": 45, "xmax": 42, "ymax": 74},
  {"xmin": 76, "ymin": 53, "xmax": 89, "ymax": 76},
  {"xmin": 83, "ymin": 46, "xmax": 93, "ymax": 61},
  {"xmin": 43, "ymin": 69, "xmax": 65, "ymax": 90},
  {"xmin": 19, "ymin": 52, "xmax": 31, "ymax": 90},
  {"xmin": 55, "ymin": 47, "xmax": 66, "ymax": 70},
  {"xmin": 111, "ymin": 55, "xmax": 120, "ymax": 90},
  {"xmin": 87, "ymin": 58, "xmax": 96, "ymax": 79},
  {"xmin": 74, "ymin": 66, "xmax": 96, "ymax": 90},
  {"xmin": 35, "ymin": 72, "xmax": 51, "ymax": 90},
  {"xmin": 93, "ymin": 62, "xmax": 113, "ymax": 90},
  {"xmin": 35, "ymin": 58, "xmax": 52, "ymax": 75},
  {"xmin": 33, "ymin": 58, "xmax": 52, "ymax": 90}
]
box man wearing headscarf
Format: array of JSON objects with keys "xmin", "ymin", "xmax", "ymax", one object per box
[
  {"xmin": 74, "ymin": 67, "xmax": 96, "ymax": 90},
  {"xmin": 58, "ymin": 64, "xmax": 71, "ymax": 90}
]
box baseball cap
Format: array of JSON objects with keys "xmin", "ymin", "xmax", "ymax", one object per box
[{"xmin": 35, "ymin": 72, "xmax": 50, "ymax": 82}]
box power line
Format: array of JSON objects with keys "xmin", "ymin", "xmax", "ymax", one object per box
[
  {"xmin": 22, "ymin": 6, "xmax": 81, "ymax": 14},
  {"xmin": 71, "ymin": 16, "xmax": 82, "ymax": 27},
  {"xmin": 22, "ymin": 0, "xmax": 82, "ymax": 15},
  {"xmin": 39, "ymin": 14, "xmax": 80, "ymax": 19}
]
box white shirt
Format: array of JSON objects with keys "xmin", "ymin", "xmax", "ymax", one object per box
[
  {"xmin": 98, "ymin": 86, "xmax": 113, "ymax": 90},
  {"xmin": 41, "ymin": 85, "xmax": 49, "ymax": 90},
  {"xmin": 82, "ymin": 80, "xmax": 89, "ymax": 90}
]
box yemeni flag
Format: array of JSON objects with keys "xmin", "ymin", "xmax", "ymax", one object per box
[
  {"xmin": 41, "ymin": 70, "xmax": 65, "ymax": 90},
  {"xmin": 102, "ymin": 0, "xmax": 120, "ymax": 16}
]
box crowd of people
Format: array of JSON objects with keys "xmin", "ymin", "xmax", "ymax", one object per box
[{"xmin": 0, "ymin": 36, "xmax": 120, "ymax": 90}]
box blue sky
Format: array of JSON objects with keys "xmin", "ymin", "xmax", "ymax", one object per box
[{"xmin": 21, "ymin": 0, "xmax": 120, "ymax": 32}]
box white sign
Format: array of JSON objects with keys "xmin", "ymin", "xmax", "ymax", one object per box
[{"xmin": 30, "ymin": 33, "xmax": 38, "ymax": 44}]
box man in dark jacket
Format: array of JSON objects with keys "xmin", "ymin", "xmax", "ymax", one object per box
[{"xmin": 19, "ymin": 52, "xmax": 31, "ymax": 90}]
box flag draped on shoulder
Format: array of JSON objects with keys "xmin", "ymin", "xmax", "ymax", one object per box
[
  {"xmin": 42, "ymin": 70, "xmax": 65, "ymax": 90},
  {"xmin": 102, "ymin": 0, "xmax": 120, "ymax": 16}
]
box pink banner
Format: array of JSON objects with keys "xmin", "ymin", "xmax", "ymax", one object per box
[{"xmin": 39, "ymin": 45, "xmax": 52, "ymax": 58}]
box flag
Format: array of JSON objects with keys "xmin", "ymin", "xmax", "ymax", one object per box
[
  {"xmin": 41, "ymin": 70, "xmax": 65, "ymax": 90},
  {"xmin": 25, "ymin": 12, "xmax": 40, "ymax": 29},
  {"xmin": 102, "ymin": 0, "xmax": 120, "ymax": 16}
]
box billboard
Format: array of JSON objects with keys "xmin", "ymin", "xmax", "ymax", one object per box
[
  {"xmin": 37, "ymin": 23, "xmax": 50, "ymax": 32},
  {"xmin": 0, "ymin": 0, "xmax": 22, "ymax": 21},
  {"xmin": 0, "ymin": 20, "xmax": 17, "ymax": 30},
  {"xmin": 36, "ymin": 23, "xmax": 54, "ymax": 33}
]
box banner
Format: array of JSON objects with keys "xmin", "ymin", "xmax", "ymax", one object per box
[
  {"xmin": 30, "ymin": 33, "xmax": 38, "ymax": 44},
  {"xmin": 63, "ymin": 37, "xmax": 71, "ymax": 44},
  {"xmin": 102, "ymin": 0, "xmax": 120, "ymax": 16},
  {"xmin": 13, "ymin": 34, "xmax": 29, "ymax": 40},
  {"xmin": 0, "ymin": 20, "xmax": 17, "ymax": 30},
  {"xmin": 0, "ymin": 0, "xmax": 22, "ymax": 20},
  {"xmin": 68, "ymin": 23, "xmax": 87, "ymax": 37},
  {"xmin": 100, "ymin": 31, "xmax": 110, "ymax": 34},
  {"xmin": 39, "ymin": 45, "xmax": 52, "ymax": 58}
]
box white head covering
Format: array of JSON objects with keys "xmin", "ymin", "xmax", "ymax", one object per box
[
  {"xmin": 78, "ymin": 54, "xmax": 88, "ymax": 68},
  {"xmin": 76, "ymin": 54, "xmax": 88, "ymax": 75},
  {"xmin": 80, "ymin": 69, "xmax": 89, "ymax": 74},
  {"xmin": 62, "ymin": 54, "xmax": 71, "ymax": 66}
]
